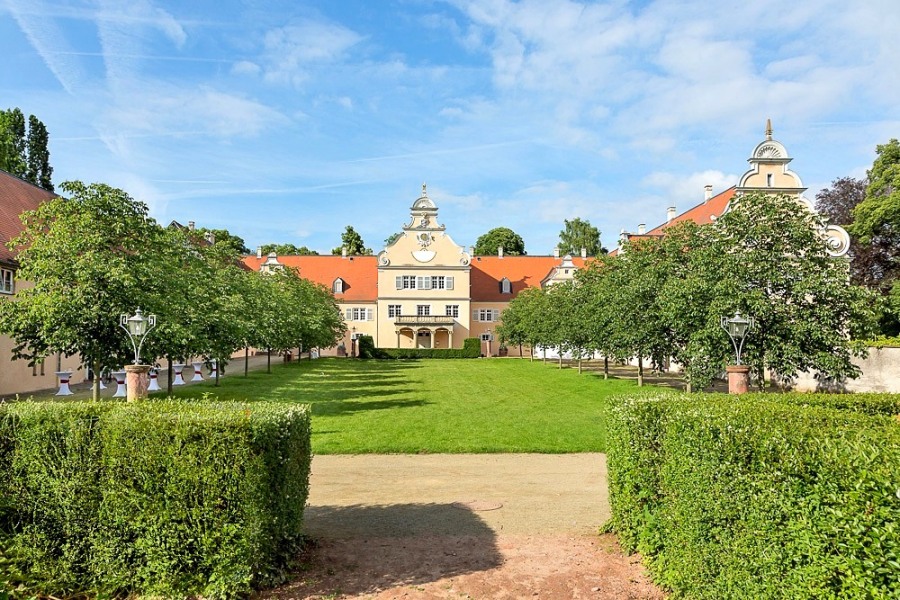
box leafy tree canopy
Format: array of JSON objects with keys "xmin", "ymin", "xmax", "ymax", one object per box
[
  {"xmin": 331, "ymin": 225, "xmax": 372, "ymax": 255},
  {"xmin": 260, "ymin": 243, "xmax": 319, "ymax": 255},
  {"xmin": 384, "ymin": 232, "xmax": 401, "ymax": 247},
  {"xmin": 0, "ymin": 108, "xmax": 53, "ymax": 191},
  {"xmin": 474, "ymin": 227, "xmax": 526, "ymax": 256},
  {"xmin": 194, "ymin": 227, "xmax": 250, "ymax": 256},
  {"xmin": 850, "ymin": 138, "xmax": 900, "ymax": 244},
  {"xmin": 558, "ymin": 218, "xmax": 603, "ymax": 256}
]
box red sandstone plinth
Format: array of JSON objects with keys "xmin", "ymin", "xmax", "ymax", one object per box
[
  {"xmin": 125, "ymin": 364, "xmax": 151, "ymax": 401},
  {"xmin": 726, "ymin": 365, "xmax": 751, "ymax": 394}
]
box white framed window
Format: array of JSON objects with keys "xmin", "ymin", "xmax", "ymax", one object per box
[
  {"xmin": 0, "ymin": 268, "xmax": 13, "ymax": 294},
  {"xmin": 416, "ymin": 276, "xmax": 433, "ymax": 290},
  {"xmin": 499, "ymin": 277, "xmax": 512, "ymax": 294},
  {"xmin": 480, "ymin": 332, "xmax": 493, "ymax": 341},
  {"xmin": 417, "ymin": 305, "xmax": 431, "ymax": 316},
  {"xmin": 388, "ymin": 304, "xmax": 402, "ymax": 318},
  {"xmin": 473, "ymin": 309, "xmax": 500, "ymax": 322},
  {"xmin": 766, "ymin": 173, "xmax": 773, "ymax": 187},
  {"xmin": 445, "ymin": 305, "xmax": 459, "ymax": 318},
  {"xmin": 332, "ymin": 278, "xmax": 344, "ymax": 294},
  {"xmin": 394, "ymin": 274, "xmax": 455, "ymax": 290},
  {"xmin": 345, "ymin": 307, "xmax": 373, "ymax": 321},
  {"xmin": 396, "ymin": 275, "xmax": 417, "ymax": 290}
]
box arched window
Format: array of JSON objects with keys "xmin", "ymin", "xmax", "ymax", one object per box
[
  {"xmin": 499, "ymin": 277, "xmax": 512, "ymax": 294},
  {"xmin": 333, "ymin": 278, "xmax": 344, "ymax": 294}
]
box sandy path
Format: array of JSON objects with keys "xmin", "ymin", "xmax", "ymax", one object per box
[{"xmin": 261, "ymin": 454, "xmax": 664, "ymax": 600}]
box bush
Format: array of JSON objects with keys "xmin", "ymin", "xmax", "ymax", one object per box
[
  {"xmin": 607, "ymin": 392, "xmax": 900, "ymax": 600},
  {"xmin": 0, "ymin": 399, "xmax": 311, "ymax": 599},
  {"xmin": 358, "ymin": 336, "xmax": 481, "ymax": 359}
]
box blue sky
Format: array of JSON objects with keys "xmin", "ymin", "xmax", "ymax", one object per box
[{"xmin": 2, "ymin": 0, "xmax": 898, "ymax": 255}]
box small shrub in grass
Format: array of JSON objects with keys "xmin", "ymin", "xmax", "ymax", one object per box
[
  {"xmin": 607, "ymin": 393, "xmax": 900, "ymax": 600},
  {"xmin": 0, "ymin": 399, "xmax": 312, "ymax": 600}
]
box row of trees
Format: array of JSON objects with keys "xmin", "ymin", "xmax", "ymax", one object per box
[
  {"xmin": 471, "ymin": 218, "xmax": 604, "ymax": 256},
  {"xmin": 0, "ymin": 181, "xmax": 345, "ymax": 400},
  {"xmin": 0, "ymin": 107, "xmax": 53, "ymax": 191},
  {"xmin": 497, "ymin": 192, "xmax": 878, "ymax": 391}
]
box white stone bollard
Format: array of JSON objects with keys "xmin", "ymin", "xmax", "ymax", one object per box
[
  {"xmin": 147, "ymin": 368, "xmax": 161, "ymax": 391},
  {"xmin": 191, "ymin": 361, "xmax": 204, "ymax": 382},
  {"xmin": 55, "ymin": 371, "xmax": 74, "ymax": 396},
  {"xmin": 172, "ymin": 363, "xmax": 186, "ymax": 385},
  {"xmin": 112, "ymin": 370, "xmax": 127, "ymax": 398}
]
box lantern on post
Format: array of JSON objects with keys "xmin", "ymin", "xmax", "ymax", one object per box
[
  {"xmin": 119, "ymin": 308, "xmax": 157, "ymax": 401},
  {"xmin": 720, "ymin": 312, "xmax": 755, "ymax": 394}
]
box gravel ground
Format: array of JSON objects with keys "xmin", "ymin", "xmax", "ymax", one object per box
[{"xmin": 260, "ymin": 454, "xmax": 665, "ymax": 600}]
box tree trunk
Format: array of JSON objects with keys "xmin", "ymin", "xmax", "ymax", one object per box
[
  {"xmin": 92, "ymin": 357, "xmax": 101, "ymax": 401},
  {"xmin": 244, "ymin": 346, "xmax": 249, "ymax": 377},
  {"xmin": 603, "ymin": 356, "xmax": 609, "ymax": 380},
  {"xmin": 267, "ymin": 348, "xmax": 271, "ymax": 373},
  {"xmin": 215, "ymin": 358, "xmax": 220, "ymax": 387},
  {"xmin": 558, "ymin": 352, "xmax": 563, "ymax": 369},
  {"xmin": 167, "ymin": 355, "xmax": 173, "ymax": 395},
  {"xmin": 519, "ymin": 343, "xmax": 523, "ymax": 358},
  {"xmin": 578, "ymin": 355, "xmax": 582, "ymax": 374},
  {"xmin": 637, "ymin": 355, "xmax": 644, "ymax": 387}
]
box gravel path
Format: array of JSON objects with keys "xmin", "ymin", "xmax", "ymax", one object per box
[{"xmin": 262, "ymin": 454, "xmax": 665, "ymax": 600}]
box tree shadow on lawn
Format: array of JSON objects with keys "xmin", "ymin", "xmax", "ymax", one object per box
[
  {"xmin": 311, "ymin": 396, "xmax": 428, "ymax": 416},
  {"xmin": 266, "ymin": 503, "xmax": 502, "ymax": 598}
]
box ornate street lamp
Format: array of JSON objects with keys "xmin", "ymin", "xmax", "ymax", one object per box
[
  {"xmin": 119, "ymin": 308, "xmax": 157, "ymax": 402},
  {"xmin": 720, "ymin": 312, "xmax": 754, "ymax": 365},
  {"xmin": 120, "ymin": 308, "xmax": 157, "ymax": 365},
  {"xmin": 720, "ymin": 312, "xmax": 754, "ymax": 394}
]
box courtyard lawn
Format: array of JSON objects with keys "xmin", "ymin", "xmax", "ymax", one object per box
[{"xmin": 161, "ymin": 358, "xmax": 650, "ymax": 454}]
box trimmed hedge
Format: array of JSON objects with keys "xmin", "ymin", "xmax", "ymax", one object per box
[
  {"xmin": 607, "ymin": 393, "xmax": 900, "ymax": 600},
  {"xmin": 0, "ymin": 399, "xmax": 311, "ymax": 599},
  {"xmin": 358, "ymin": 335, "xmax": 481, "ymax": 359}
]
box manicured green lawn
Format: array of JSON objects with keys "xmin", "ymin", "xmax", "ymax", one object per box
[{"xmin": 162, "ymin": 358, "xmax": 647, "ymax": 454}]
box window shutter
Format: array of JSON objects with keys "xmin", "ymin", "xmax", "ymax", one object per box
[
  {"xmin": 395, "ymin": 276, "xmax": 402, "ymax": 290},
  {"xmin": 446, "ymin": 276, "xmax": 454, "ymax": 290},
  {"xmin": 345, "ymin": 308, "xmax": 352, "ymax": 320},
  {"xmin": 493, "ymin": 309, "xmax": 500, "ymax": 321},
  {"xmin": 367, "ymin": 308, "xmax": 374, "ymax": 321},
  {"xmin": 472, "ymin": 309, "xmax": 479, "ymax": 322}
]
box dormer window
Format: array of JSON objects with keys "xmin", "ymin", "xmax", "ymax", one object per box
[
  {"xmin": 333, "ymin": 278, "xmax": 345, "ymax": 294},
  {"xmin": 499, "ymin": 277, "xmax": 512, "ymax": 294}
]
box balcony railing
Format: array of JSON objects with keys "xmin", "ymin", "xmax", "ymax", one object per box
[{"xmin": 395, "ymin": 315, "xmax": 456, "ymax": 326}]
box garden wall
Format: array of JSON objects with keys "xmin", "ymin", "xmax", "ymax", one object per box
[{"xmin": 791, "ymin": 346, "xmax": 900, "ymax": 393}]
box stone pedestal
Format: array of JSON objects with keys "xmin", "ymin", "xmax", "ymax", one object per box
[
  {"xmin": 172, "ymin": 363, "xmax": 186, "ymax": 385},
  {"xmin": 726, "ymin": 365, "xmax": 751, "ymax": 394},
  {"xmin": 125, "ymin": 365, "xmax": 151, "ymax": 402},
  {"xmin": 191, "ymin": 361, "xmax": 204, "ymax": 382}
]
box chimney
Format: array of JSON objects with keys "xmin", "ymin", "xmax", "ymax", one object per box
[
  {"xmin": 256, "ymin": 246, "xmax": 262, "ymax": 259},
  {"xmin": 638, "ymin": 223, "xmax": 646, "ymax": 235},
  {"xmin": 341, "ymin": 246, "xmax": 347, "ymax": 259},
  {"xmin": 553, "ymin": 247, "xmax": 560, "ymax": 258},
  {"xmin": 498, "ymin": 245, "xmax": 504, "ymax": 258},
  {"xmin": 188, "ymin": 221, "xmax": 195, "ymax": 231},
  {"xmin": 204, "ymin": 231, "xmax": 215, "ymax": 245},
  {"xmin": 704, "ymin": 185, "xmax": 713, "ymax": 202},
  {"xmin": 667, "ymin": 206, "xmax": 676, "ymax": 223},
  {"xmin": 580, "ymin": 247, "xmax": 587, "ymax": 259},
  {"xmin": 469, "ymin": 245, "xmax": 475, "ymax": 256}
]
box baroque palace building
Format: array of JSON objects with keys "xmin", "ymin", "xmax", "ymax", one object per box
[{"xmin": 242, "ymin": 185, "xmax": 585, "ymax": 356}]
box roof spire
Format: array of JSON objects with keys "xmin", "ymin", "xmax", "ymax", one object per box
[
  {"xmin": 765, "ymin": 118, "xmax": 773, "ymax": 140},
  {"xmin": 422, "ymin": 182, "xmax": 427, "ymax": 196}
]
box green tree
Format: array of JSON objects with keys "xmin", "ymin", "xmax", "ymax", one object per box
[
  {"xmin": 498, "ymin": 287, "xmax": 549, "ymax": 360},
  {"xmin": 474, "ymin": 227, "xmax": 526, "ymax": 256},
  {"xmin": 0, "ymin": 108, "xmax": 26, "ymax": 175},
  {"xmin": 331, "ymin": 225, "xmax": 372, "ymax": 255},
  {"xmin": 195, "ymin": 227, "xmax": 250, "ymax": 255},
  {"xmin": 0, "ymin": 181, "xmax": 167, "ymax": 399},
  {"xmin": 558, "ymin": 217, "xmax": 603, "ymax": 256},
  {"xmin": 25, "ymin": 114, "xmax": 53, "ymax": 192},
  {"xmin": 384, "ymin": 232, "xmax": 401, "ymax": 247},
  {"xmin": 260, "ymin": 243, "xmax": 319, "ymax": 255}
]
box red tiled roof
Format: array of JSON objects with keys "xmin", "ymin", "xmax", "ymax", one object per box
[
  {"xmin": 471, "ymin": 255, "xmax": 586, "ymax": 302},
  {"xmin": 647, "ymin": 187, "xmax": 736, "ymax": 235},
  {"xmin": 241, "ymin": 255, "xmax": 379, "ymax": 301},
  {"xmin": 0, "ymin": 169, "xmax": 57, "ymax": 264}
]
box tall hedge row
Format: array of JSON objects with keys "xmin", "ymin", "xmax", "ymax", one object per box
[
  {"xmin": 607, "ymin": 393, "xmax": 900, "ymax": 600},
  {"xmin": 0, "ymin": 400, "xmax": 312, "ymax": 599}
]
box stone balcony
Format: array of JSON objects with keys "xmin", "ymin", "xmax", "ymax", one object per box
[{"xmin": 394, "ymin": 315, "xmax": 456, "ymax": 326}]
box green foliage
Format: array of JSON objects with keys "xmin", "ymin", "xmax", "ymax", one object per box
[
  {"xmin": 850, "ymin": 139, "xmax": 900, "ymax": 246},
  {"xmin": 0, "ymin": 399, "xmax": 311, "ymax": 599},
  {"xmin": 196, "ymin": 227, "xmax": 251, "ymax": 255},
  {"xmin": 259, "ymin": 242, "xmax": 319, "ymax": 255},
  {"xmin": 375, "ymin": 338, "xmax": 480, "ymax": 359},
  {"xmin": 607, "ymin": 392, "xmax": 900, "ymax": 599},
  {"xmin": 0, "ymin": 108, "xmax": 52, "ymax": 190},
  {"xmin": 558, "ymin": 217, "xmax": 603, "ymax": 256},
  {"xmin": 356, "ymin": 334, "xmax": 378, "ymax": 358},
  {"xmin": 331, "ymin": 225, "xmax": 372, "ymax": 255},
  {"xmin": 473, "ymin": 227, "xmax": 526, "ymax": 256},
  {"xmin": 383, "ymin": 232, "xmax": 401, "ymax": 247}
]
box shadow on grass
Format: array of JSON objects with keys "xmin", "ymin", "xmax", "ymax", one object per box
[
  {"xmin": 269, "ymin": 503, "xmax": 501, "ymax": 598},
  {"xmin": 311, "ymin": 397, "xmax": 428, "ymax": 416}
]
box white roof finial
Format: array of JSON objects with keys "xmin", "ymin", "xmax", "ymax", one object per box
[
  {"xmin": 765, "ymin": 118, "xmax": 773, "ymax": 141},
  {"xmin": 422, "ymin": 182, "xmax": 427, "ymax": 196}
]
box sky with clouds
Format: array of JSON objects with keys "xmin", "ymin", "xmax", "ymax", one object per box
[{"xmin": 2, "ymin": 0, "xmax": 898, "ymax": 255}]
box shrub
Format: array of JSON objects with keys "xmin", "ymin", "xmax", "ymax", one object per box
[
  {"xmin": 0, "ymin": 399, "xmax": 311, "ymax": 599},
  {"xmin": 359, "ymin": 336, "xmax": 481, "ymax": 359},
  {"xmin": 607, "ymin": 393, "xmax": 900, "ymax": 599}
]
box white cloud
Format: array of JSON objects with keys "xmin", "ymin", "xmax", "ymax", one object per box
[
  {"xmin": 231, "ymin": 60, "xmax": 261, "ymax": 76},
  {"xmin": 261, "ymin": 21, "xmax": 363, "ymax": 87},
  {"xmin": 643, "ymin": 169, "xmax": 739, "ymax": 210}
]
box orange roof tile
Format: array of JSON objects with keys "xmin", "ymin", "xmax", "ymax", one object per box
[
  {"xmin": 241, "ymin": 255, "xmax": 379, "ymax": 301},
  {"xmin": 0, "ymin": 169, "xmax": 57, "ymax": 264},
  {"xmin": 471, "ymin": 256, "xmax": 586, "ymax": 302},
  {"xmin": 647, "ymin": 186, "xmax": 736, "ymax": 235}
]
